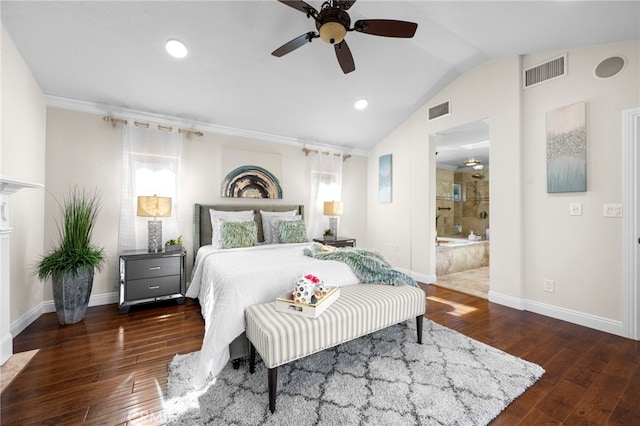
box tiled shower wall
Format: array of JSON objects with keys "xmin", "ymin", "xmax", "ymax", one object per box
[{"xmin": 436, "ymin": 168, "xmax": 490, "ymax": 239}]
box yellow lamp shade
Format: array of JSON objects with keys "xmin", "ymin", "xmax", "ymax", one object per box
[
  {"xmin": 323, "ymin": 201, "xmax": 343, "ymax": 216},
  {"xmin": 137, "ymin": 195, "xmax": 172, "ymax": 218}
]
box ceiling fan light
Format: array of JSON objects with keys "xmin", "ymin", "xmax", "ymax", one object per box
[
  {"xmin": 463, "ymin": 159, "xmax": 481, "ymax": 167},
  {"xmin": 319, "ymin": 22, "xmax": 347, "ymax": 44}
]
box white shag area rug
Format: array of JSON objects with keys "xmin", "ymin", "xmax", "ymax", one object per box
[{"xmin": 164, "ymin": 319, "xmax": 544, "ymax": 425}]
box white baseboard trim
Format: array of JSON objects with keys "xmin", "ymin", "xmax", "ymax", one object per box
[
  {"xmin": 489, "ymin": 291, "xmax": 626, "ymax": 338},
  {"xmin": 10, "ymin": 292, "xmax": 119, "ymax": 338},
  {"xmin": 1, "ymin": 332, "xmax": 13, "ymax": 365},
  {"xmin": 397, "ymin": 268, "xmax": 436, "ymax": 285},
  {"xmin": 488, "ymin": 291, "xmax": 527, "ymax": 310},
  {"xmin": 10, "ymin": 302, "xmax": 46, "ymax": 338},
  {"xmin": 88, "ymin": 291, "xmax": 119, "ymax": 307}
]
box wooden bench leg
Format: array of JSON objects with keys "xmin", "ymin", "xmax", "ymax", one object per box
[
  {"xmin": 416, "ymin": 315, "xmax": 423, "ymax": 344},
  {"xmin": 249, "ymin": 342, "xmax": 256, "ymax": 374},
  {"xmin": 268, "ymin": 367, "xmax": 278, "ymax": 413}
]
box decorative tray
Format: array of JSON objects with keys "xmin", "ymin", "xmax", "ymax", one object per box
[{"xmin": 275, "ymin": 286, "xmax": 340, "ymax": 318}]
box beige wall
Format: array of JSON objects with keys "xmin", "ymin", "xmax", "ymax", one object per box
[
  {"xmin": 44, "ymin": 109, "xmax": 123, "ymax": 300},
  {"xmin": 368, "ymin": 54, "xmax": 522, "ymax": 289},
  {"xmin": 368, "ymin": 40, "xmax": 639, "ymax": 332},
  {"xmin": 44, "ymin": 108, "xmax": 368, "ymax": 300},
  {"xmin": 367, "ymin": 120, "xmax": 414, "ymax": 270},
  {"xmin": 522, "ymin": 40, "xmax": 639, "ymax": 321},
  {"xmin": 1, "ymin": 28, "xmax": 47, "ymax": 326}
]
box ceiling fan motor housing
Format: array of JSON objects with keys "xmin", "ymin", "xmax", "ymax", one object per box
[
  {"xmin": 272, "ymin": 0, "xmax": 419, "ymax": 74},
  {"xmin": 316, "ymin": 6, "xmax": 351, "ymax": 44}
]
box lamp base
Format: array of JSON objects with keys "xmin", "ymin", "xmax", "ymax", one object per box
[
  {"xmin": 329, "ymin": 217, "xmax": 338, "ymax": 239},
  {"xmin": 148, "ymin": 220, "xmax": 163, "ymax": 252}
]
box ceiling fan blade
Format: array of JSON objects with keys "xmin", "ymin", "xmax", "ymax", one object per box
[
  {"xmin": 335, "ymin": 40, "xmax": 355, "ymax": 74},
  {"xmin": 272, "ymin": 32, "xmax": 316, "ymax": 57},
  {"xmin": 277, "ymin": 0, "xmax": 318, "ymax": 16},
  {"xmin": 336, "ymin": 0, "xmax": 357, "ymax": 10},
  {"xmin": 354, "ymin": 19, "xmax": 418, "ymax": 38}
]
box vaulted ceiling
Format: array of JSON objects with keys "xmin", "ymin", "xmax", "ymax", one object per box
[{"xmin": 2, "ymin": 1, "xmax": 638, "ymax": 153}]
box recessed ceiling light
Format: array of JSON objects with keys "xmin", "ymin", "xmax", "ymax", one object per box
[
  {"xmin": 166, "ymin": 39, "xmax": 188, "ymax": 58},
  {"xmin": 354, "ymin": 99, "xmax": 368, "ymax": 110}
]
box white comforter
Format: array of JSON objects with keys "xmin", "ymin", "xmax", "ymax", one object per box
[{"xmin": 186, "ymin": 243, "xmax": 360, "ymax": 387}]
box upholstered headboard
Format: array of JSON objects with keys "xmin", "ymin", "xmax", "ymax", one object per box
[{"xmin": 193, "ymin": 203, "xmax": 304, "ymax": 254}]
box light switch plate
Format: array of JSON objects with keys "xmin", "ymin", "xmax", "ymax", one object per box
[
  {"xmin": 569, "ymin": 203, "xmax": 582, "ymax": 216},
  {"xmin": 603, "ymin": 203, "xmax": 623, "ymax": 218}
]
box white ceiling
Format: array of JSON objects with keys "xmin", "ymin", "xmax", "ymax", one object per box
[
  {"xmin": 2, "ymin": 1, "xmax": 638, "ymax": 154},
  {"xmin": 434, "ymin": 119, "xmax": 490, "ymax": 171}
]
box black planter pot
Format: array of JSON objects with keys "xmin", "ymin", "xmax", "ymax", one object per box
[{"xmin": 52, "ymin": 268, "xmax": 94, "ymax": 325}]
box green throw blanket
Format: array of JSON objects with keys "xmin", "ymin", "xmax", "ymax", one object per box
[{"xmin": 304, "ymin": 243, "xmax": 417, "ymax": 287}]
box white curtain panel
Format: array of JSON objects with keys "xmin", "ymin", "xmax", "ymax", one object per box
[
  {"xmin": 308, "ymin": 153, "xmax": 342, "ymax": 239},
  {"xmin": 118, "ymin": 125, "xmax": 182, "ymax": 252}
]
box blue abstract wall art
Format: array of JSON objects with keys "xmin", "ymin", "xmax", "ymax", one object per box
[{"xmin": 546, "ymin": 101, "xmax": 587, "ymax": 193}]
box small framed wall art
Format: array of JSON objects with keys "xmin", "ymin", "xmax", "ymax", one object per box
[{"xmin": 378, "ymin": 154, "xmax": 392, "ymax": 203}]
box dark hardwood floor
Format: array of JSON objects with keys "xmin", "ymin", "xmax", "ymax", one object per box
[{"xmin": 1, "ymin": 284, "xmax": 638, "ymax": 425}]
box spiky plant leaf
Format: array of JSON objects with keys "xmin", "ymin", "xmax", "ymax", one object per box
[{"xmin": 37, "ymin": 187, "xmax": 105, "ymax": 281}]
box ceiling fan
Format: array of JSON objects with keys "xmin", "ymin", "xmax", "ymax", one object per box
[{"xmin": 271, "ymin": 0, "xmax": 418, "ymax": 74}]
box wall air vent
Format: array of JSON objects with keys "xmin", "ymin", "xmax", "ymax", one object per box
[
  {"xmin": 523, "ymin": 54, "xmax": 567, "ymax": 89},
  {"xmin": 428, "ymin": 100, "xmax": 450, "ymax": 121}
]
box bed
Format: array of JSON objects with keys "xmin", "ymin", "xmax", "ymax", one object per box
[{"xmin": 186, "ymin": 204, "xmax": 361, "ymax": 387}]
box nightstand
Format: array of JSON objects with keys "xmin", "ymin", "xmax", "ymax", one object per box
[
  {"xmin": 118, "ymin": 249, "xmax": 186, "ymax": 314},
  {"xmin": 312, "ymin": 237, "xmax": 356, "ymax": 248}
]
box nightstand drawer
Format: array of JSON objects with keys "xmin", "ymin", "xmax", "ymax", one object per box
[
  {"xmin": 125, "ymin": 257, "xmax": 180, "ymax": 280},
  {"xmin": 126, "ymin": 275, "xmax": 181, "ymax": 301}
]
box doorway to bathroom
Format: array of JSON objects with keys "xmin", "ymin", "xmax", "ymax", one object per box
[{"xmin": 432, "ymin": 120, "xmax": 490, "ymax": 298}]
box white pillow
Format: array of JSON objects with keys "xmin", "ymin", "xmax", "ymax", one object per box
[
  {"xmin": 269, "ymin": 215, "xmax": 302, "ymax": 244},
  {"xmin": 260, "ymin": 210, "xmax": 298, "ymax": 244},
  {"xmin": 209, "ymin": 209, "xmax": 254, "ymax": 248}
]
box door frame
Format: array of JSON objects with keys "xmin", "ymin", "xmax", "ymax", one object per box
[{"xmin": 622, "ymin": 107, "xmax": 639, "ymax": 340}]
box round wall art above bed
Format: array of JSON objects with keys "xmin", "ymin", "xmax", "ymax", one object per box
[{"xmin": 222, "ymin": 165, "xmax": 283, "ymax": 198}]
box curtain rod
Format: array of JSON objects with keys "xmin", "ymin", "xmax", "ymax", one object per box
[
  {"xmin": 103, "ymin": 116, "xmax": 204, "ymax": 139},
  {"xmin": 302, "ymin": 148, "xmax": 352, "ymax": 161}
]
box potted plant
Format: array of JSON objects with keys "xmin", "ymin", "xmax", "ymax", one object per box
[
  {"xmin": 37, "ymin": 188, "xmax": 105, "ymax": 325},
  {"xmin": 165, "ymin": 236, "xmax": 183, "ymax": 252},
  {"xmin": 323, "ymin": 228, "xmax": 335, "ymax": 241}
]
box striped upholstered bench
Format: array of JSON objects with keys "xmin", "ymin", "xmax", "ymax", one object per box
[{"xmin": 245, "ymin": 284, "xmax": 426, "ymax": 413}]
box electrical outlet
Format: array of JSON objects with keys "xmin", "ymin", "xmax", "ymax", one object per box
[
  {"xmin": 569, "ymin": 203, "xmax": 582, "ymax": 216},
  {"xmin": 544, "ymin": 279, "xmax": 555, "ymax": 293},
  {"xmin": 603, "ymin": 203, "xmax": 623, "ymax": 218}
]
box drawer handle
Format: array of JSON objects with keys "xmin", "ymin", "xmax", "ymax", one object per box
[
  {"xmin": 148, "ymin": 285, "xmax": 160, "ymax": 290},
  {"xmin": 147, "ymin": 266, "xmax": 162, "ymax": 271}
]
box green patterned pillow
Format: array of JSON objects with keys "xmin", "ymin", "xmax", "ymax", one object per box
[
  {"xmin": 220, "ymin": 220, "xmax": 257, "ymax": 249},
  {"xmin": 278, "ymin": 220, "xmax": 307, "ymax": 244}
]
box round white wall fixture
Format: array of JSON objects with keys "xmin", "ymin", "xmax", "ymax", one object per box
[{"xmin": 594, "ymin": 56, "xmax": 625, "ymax": 79}]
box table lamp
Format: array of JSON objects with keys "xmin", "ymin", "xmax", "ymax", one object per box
[
  {"xmin": 323, "ymin": 201, "xmax": 343, "ymax": 239},
  {"xmin": 137, "ymin": 195, "xmax": 172, "ymax": 252}
]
